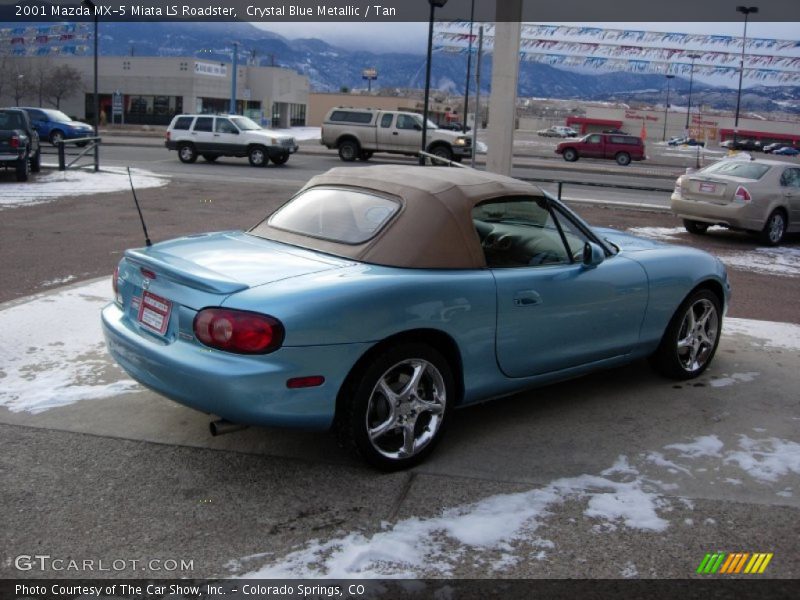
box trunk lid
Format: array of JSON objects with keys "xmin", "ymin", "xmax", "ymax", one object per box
[{"xmin": 122, "ymin": 231, "xmax": 353, "ymax": 309}]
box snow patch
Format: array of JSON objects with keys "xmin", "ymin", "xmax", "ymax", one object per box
[
  {"xmin": 709, "ymin": 372, "xmax": 760, "ymax": 388},
  {"xmin": 0, "ymin": 167, "xmax": 169, "ymax": 209},
  {"xmin": 724, "ymin": 318, "xmax": 800, "ymax": 351},
  {"xmin": 719, "ymin": 246, "xmax": 800, "ymax": 278},
  {"xmin": 664, "ymin": 435, "xmax": 724, "ymax": 458},
  {"xmin": 621, "ymin": 561, "xmax": 639, "ymax": 578},
  {"xmin": 0, "ymin": 279, "xmax": 140, "ymax": 414},
  {"xmin": 724, "ymin": 436, "xmax": 800, "ymax": 483}
]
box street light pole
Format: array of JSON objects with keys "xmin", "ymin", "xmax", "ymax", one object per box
[
  {"xmin": 461, "ymin": 0, "xmax": 475, "ymax": 134},
  {"xmin": 230, "ymin": 41, "xmax": 239, "ymax": 114},
  {"xmin": 662, "ymin": 74, "xmax": 675, "ymax": 141},
  {"xmin": 734, "ymin": 5, "xmax": 759, "ymax": 145},
  {"xmin": 420, "ymin": 0, "xmax": 448, "ymax": 165},
  {"xmin": 82, "ymin": 0, "xmax": 99, "ymax": 171},
  {"xmin": 684, "ymin": 53, "xmax": 702, "ymax": 135}
]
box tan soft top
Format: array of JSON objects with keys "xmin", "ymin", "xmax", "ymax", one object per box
[{"xmin": 256, "ymin": 165, "xmax": 545, "ymax": 269}]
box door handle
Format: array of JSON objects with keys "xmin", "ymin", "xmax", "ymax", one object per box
[
  {"xmin": 513, "ymin": 290, "xmax": 542, "ymax": 307},
  {"xmin": 213, "ymin": 133, "xmax": 220, "ymax": 137},
  {"xmin": 392, "ymin": 131, "xmax": 399, "ymax": 135}
]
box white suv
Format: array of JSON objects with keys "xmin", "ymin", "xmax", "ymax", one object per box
[{"xmin": 165, "ymin": 114, "xmax": 298, "ymax": 166}]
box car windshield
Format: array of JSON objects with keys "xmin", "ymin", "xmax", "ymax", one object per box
[
  {"xmin": 255, "ymin": 187, "xmax": 400, "ymax": 245},
  {"xmin": 230, "ymin": 116, "xmax": 261, "ymax": 131},
  {"xmin": 701, "ymin": 161, "xmax": 771, "ymax": 180},
  {"xmin": 42, "ymin": 109, "xmax": 71, "ymax": 121}
]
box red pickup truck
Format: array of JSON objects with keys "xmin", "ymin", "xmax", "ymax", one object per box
[{"xmin": 556, "ymin": 133, "xmax": 646, "ymax": 166}]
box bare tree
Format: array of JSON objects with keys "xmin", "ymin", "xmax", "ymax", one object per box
[
  {"xmin": 46, "ymin": 65, "xmax": 83, "ymax": 109},
  {"xmin": 10, "ymin": 60, "xmax": 34, "ymax": 105}
]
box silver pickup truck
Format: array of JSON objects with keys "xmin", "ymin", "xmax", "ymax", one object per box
[{"xmin": 320, "ymin": 107, "xmax": 472, "ymax": 162}]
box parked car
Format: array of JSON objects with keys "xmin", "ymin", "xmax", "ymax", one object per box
[
  {"xmin": 762, "ymin": 142, "xmax": 790, "ymax": 154},
  {"xmin": 19, "ymin": 107, "xmax": 93, "ymax": 145},
  {"xmin": 555, "ymin": 133, "xmax": 646, "ymax": 166},
  {"xmin": 671, "ymin": 158, "xmax": 800, "ymax": 245},
  {"xmin": 773, "ymin": 146, "xmax": 800, "ymax": 156},
  {"xmin": 668, "ymin": 137, "xmax": 704, "ymax": 147},
  {"xmin": 0, "ymin": 108, "xmax": 41, "ymax": 181},
  {"xmin": 720, "ymin": 138, "xmax": 763, "ymax": 152},
  {"xmin": 537, "ymin": 126, "xmax": 577, "ymax": 138},
  {"xmin": 102, "ymin": 165, "xmax": 729, "ymax": 470},
  {"xmin": 165, "ymin": 114, "xmax": 298, "ymax": 166},
  {"xmin": 320, "ymin": 107, "xmax": 472, "ymax": 162}
]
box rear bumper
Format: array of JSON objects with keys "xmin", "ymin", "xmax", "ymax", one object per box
[
  {"xmin": 101, "ymin": 303, "xmax": 370, "ymax": 429},
  {"xmin": 671, "ymin": 194, "xmax": 765, "ymax": 231}
]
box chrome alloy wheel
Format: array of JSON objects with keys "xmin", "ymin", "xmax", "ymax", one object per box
[
  {"xmin": 767, "ymin": 212, "xmax": 786, "ymax": 245},
  {"xmin": 676, "ymin": 298, "xmax": 719, "ymax": 373},
  {"xmin": 365, "ymin": 358, "xmax": 446, "ymax": 460}
]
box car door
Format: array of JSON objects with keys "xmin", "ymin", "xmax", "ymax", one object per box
[
  {"xmin": 474, "ymin": 196, "xmax": 648, "ymax": 378},
  {"xmin": 375, "ymin": 113, "xmax": 397, "ymax": 151},
  {"xmin": 190, "ymin": 116, "xmax": 214, "ymax": 152},
  {"xmin": 779, "ymin": 167, "xmax": 800, "ymax": 227},
  {"xmin": 213, "ymin": 117, "xmax": 241, "ymax": 155},
  {"xmin": 582, "ymin": 134, "xmax": 604, "ymax": 158},
  {"xmin": 394, "ymin": 114, "xmax": 423, "ymax": 153},
  {"xmin": 25, "ymin": 109, "xmax": 47, "ymax": 137}
]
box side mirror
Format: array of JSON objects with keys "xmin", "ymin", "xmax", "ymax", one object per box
[{"xmin": 582, "ymin": 241, "xmax": 605, "ymax": 268}]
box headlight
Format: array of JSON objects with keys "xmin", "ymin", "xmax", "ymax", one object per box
[{"xmin": 454, "ymin": 137, "xmax": 470, "ymax": 146}]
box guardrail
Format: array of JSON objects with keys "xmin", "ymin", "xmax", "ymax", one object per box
[{"xmin": 45, "ymin": 137, "xmax": 101, "ymax": 171}]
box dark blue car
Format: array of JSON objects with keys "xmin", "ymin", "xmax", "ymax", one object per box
[{"xmin": 19, "ymin": 107, "xmax": 93, "ymax": 145}]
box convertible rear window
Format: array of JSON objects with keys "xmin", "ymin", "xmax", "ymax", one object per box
[
  {"xmin": 701, "ymin": 162, "xmax": 770, "ymax": 180},
  {"xmin": 260, "ymin": 187, "xmax": 400, "ymax": 245}
]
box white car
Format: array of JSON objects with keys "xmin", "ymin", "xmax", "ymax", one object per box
[
  {"xmin": 537, "ymin": 126, "xmax": 577, "ymax": 138},
  {"xmin": 165, "ymin": 114, "xmax": 298, "ymax": 166}
]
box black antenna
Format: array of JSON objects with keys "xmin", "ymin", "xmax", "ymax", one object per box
[{"xmin": 127, "ymin": 167, "xmax": 152, "ymax": 247}]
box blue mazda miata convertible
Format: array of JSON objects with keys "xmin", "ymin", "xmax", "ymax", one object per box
[{"xmin": 103, "ymin": 165, "xmax": 730, "ymax": 469}]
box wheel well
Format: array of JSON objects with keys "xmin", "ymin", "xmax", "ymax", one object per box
[
  {"xmin": 178, "ymin": 141, "xmax": 194, "ymax": 148},
  {"xmin": 337, "ymin": 135, "xmax": 360, "ymax": 149},
  {"xmin": 427, "ymin": 141, "xmax": 453, "ymax": 154},
  {"xmin": 690, "ymin": 279, "xmax": 726, "ymax": 310},
  {"xmin": 562, "ymin": 147, "xmax": 576, "ymax": 153},
  {"xmin": 334, "ymin": 329, "xmax": 465, "ymax": 425},
  {"xmin": 247, "ymin": 143, "xmax": 267, "ymax": 152}
]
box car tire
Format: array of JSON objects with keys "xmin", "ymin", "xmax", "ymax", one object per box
[
  {"xmin": 562, "ymin": 148, "xmax": 578, "ymax": 162},
  {"xmin": 15, "ymin": 156, "xmax": 30, "ymax": 182},
  {"xmin": 338, "ymin": 140, "xmax": 360, "ymax": 162},
  {"xmin": 359, "ymin": 150, "xmax": 373, "ymax": 161},
  {"xmin": 336, "ymin": 343, "xmax": 454, "ymax": 471},
  {"xmin": 683, "ymin": 219, "xmax": 709, "ymax": 235},
  {"xmin": 760, "ymin": 209, "xmax": 787, "ymax": 246},
  {"xmin": 178, "ymin": 143, "xmax": 197, "ymax": 163},
  {"xmin": 29, "ymin": 149, "xmax": 41, "ymax": 173},
  {"xmin": 650, "ymin": 289, "xmax": 721, "ymax": 380},
  {"xmin": 270, "ymin": 153, "xmax": 289, "ymax": 165},
  {"xmin": 49, "ymin": 130, "xmax": 65, "ymax": 146},
  {"xmin": 430, "ymin": 145, "xmax": 453, "ymax": 165},
  {"xmin": 615, "ymin": 152, "xmax": 631, "ymax": 166},
  {"xmin": 201, "ymin": 154, "xmax": 219, "ymax": 162},
  {"xmin": 248, "ymin": 146, "xmax": 268, "ymax": 167}
]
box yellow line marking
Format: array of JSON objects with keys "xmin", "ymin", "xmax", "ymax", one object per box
[{"xmin": 758, "ymin": 553, "xmax": 773, "ymax": 574}]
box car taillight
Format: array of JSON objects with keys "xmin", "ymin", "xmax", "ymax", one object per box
[
  {"xmin": 193, "ymin": 308, "xmax": 284, "ymax": 354},
  {"xmin": 734, "ymin": 186, "xmax": 752, "ymax": 203},
  {"xmin": 674, "ymin": 176, "xmax": 683, "ymax": 195},
  {"xmin": 112, "ymin": 265, "xmax": 122, "ymax": 304},
  {"xmin": 166, "ymin": 131, "xmax": 171, "ymax": 141},
  {"xmin": 10, "ymin": 135, "xmax": 19, "ymax": 149}
]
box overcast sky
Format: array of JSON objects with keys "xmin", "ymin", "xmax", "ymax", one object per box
[{"xmin": 255, "ymin": 22, "xmax": 800, "ymax": 55}]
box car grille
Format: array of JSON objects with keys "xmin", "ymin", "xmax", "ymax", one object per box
[{"xmin": 279, "ymin": 138, "xmax": 296, "ymax": 147}]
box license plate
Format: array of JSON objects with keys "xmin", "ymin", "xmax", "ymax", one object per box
[
  {"xmin": 699, "ymin": 182, "xmax": 717, "ymax": 193},
  {"xmin": 137, "ymin": 291, "xmax": 172, "ymax": 335}
]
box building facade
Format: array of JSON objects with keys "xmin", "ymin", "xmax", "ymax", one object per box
[{"xmin": 2, "ymin": 56, "xmax": 309, "ymax": 128}]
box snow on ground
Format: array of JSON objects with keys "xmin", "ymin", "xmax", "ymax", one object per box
[
  {"xmin": 626, "ymin": 227, "xmax": 800, "ymax": 278},
  {"xmin": 724, "ymin": 318, "xmax": 800, "ymax": 351},
  {"xmin": 0, "ymin": 279, "xmax": 139, "ymax": 414},
  {"xmin": 720, "ymin": 246, "xmax": 800, "ymax": 278},
  {"xmin": 709, "ymin": 372, "xmax": 760, "ymax": 388},
  {"xmin": 240, "ymin": 431, "xmax": 800, "ymax": 578},
  {"xmin": 0, "ymin": 167, "xmax": 169, "ymax": 209}
]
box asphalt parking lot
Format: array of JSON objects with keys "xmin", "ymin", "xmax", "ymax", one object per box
[{"xmin": 1, "ymin": 169, "xmax": 799, "ymax": 583}]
